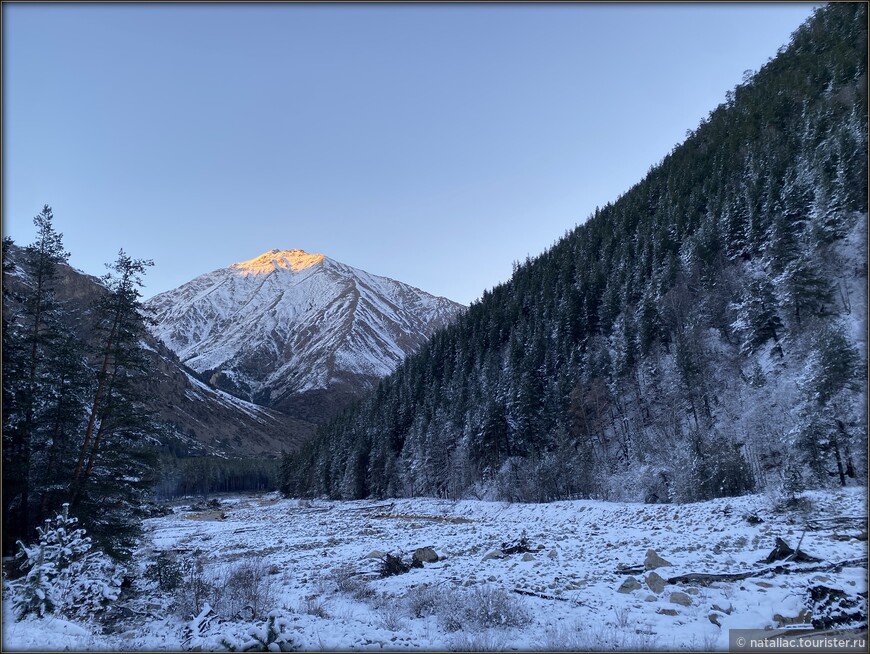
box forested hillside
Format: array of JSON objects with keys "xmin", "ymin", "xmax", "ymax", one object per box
[{"xmin": 282, "ymin": 3, "xmax": 868, "ymax": 504}]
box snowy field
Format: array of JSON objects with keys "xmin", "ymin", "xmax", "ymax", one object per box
[{"xmin": 3, "ymin": 486, "xmax": 867, "ymax": 651}]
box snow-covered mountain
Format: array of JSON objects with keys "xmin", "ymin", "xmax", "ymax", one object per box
[
  {"xmin": 145, "ymin": 249, "xmax": 464, "ymax": 420},
  {"xmin": 2, "ymin": 243, "xmax": 316, "ymax": 459}
]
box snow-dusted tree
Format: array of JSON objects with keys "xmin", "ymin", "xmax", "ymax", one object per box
[
  {"xmin": 2, "ymin": 208, "xmax": 87, "ymax": 555},
  {"xmin": 10, "ymin": 503, "xmax": 123, "ymax": 620},
  {"xmin": 791, "ymin": 325, "xmax": 864, "ymax": 486},
  {"xmin": 70, "ymin": 250, "xmax": 159, "ymax": 559},
  {"xmin": 776, "ymin": 249, "xmax": 832, "ymax": 329},
  {"xmin": 730, "ymin": 276, "xmax": 784, "ymax": 355}
]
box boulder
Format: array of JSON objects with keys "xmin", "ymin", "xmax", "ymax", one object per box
[
  {"xmin": 365, "ymin": 550, "xmax": 386, "ymax": 559},
  {"xmin": 657, "ymin": 608, "xmax": 679, "ymax": 616},
  {"xmin": 482, "ymin": 549, "xmax": 505, "ymax": 561},
  {"xmin": 645, "ymin": 571, "xmax": 666, "ymax": 594},
  {"xmin": 670, "ymin": 591, "xmax": 692, "ymax": 606},
  {"xmin": 617, "ymin": 576, "xmax": 642, "ymax": 593},
  {"xmin": 644, "ymin": 549, "xmax": 672, "ymax": 570},
  {"xmin": 412, "ymin": 547, "xmax": 439, "ymax": 564},
  {"xmin": 773, "ymin": 608, "xmax": 813, "ymax": 628},
  {"xmin": 709, "ymin": 613, "xmax": 722, "ymax": 627},
  {"xmin": 547, "ymin": 548, "xmax": 559, "ymax": 560},
  {"xmin": 522, "ymin": 553, "xmax": 535, "ymax": 562}
]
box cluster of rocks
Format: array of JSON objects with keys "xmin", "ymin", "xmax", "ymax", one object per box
[
  {"xmin": 617, "ymin": 549, "xmax": 686, "ymax": 606},
  {"xmin": 616, "ymin": 548, "xmax": 707, "ymax": 616}
]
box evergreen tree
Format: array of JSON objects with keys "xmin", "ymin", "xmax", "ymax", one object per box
[
  {"xmin": 70, "ymin": 250, "xmax": 159, "ymax": 559},
  {"xmin": 2, "ymin": 207, "xmax": 79, "ymax": 553}
]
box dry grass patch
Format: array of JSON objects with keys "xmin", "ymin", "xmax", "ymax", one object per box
[{"xmin": 184, "ymin": 511, "xmax": 227, "ymax": 521}]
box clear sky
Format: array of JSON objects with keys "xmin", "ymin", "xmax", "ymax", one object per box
[{"xmin": 3, "ymin": 2, "xmax": 818, "ymax": 306}]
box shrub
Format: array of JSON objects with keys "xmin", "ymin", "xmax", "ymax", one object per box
[
  {"xmin": 426, "ymin": 585, "xmax": 531, "ymax": 633},
  {"xmin": 182, "ymin": 605, "xmax": 297, "ymax": 652},
  {"xmin": 406, "ymin": 584, "xmax": 440, "ymax": 618},
  {"xmin": 464, "ymin": 585, "xmax": 531, "ymax": 629},
  {"xmin": 175, "ymin": 554, "xmax": 276, "ymax": 621},
  {"xmin": 145, "ymin": 551, "xmax": 184, "ymax": 591},
  {"xmin": 329, "ymin": 564, "xmax": 373, "ymax": 599},
  {"xmin": 8, "ymin": 503, "xmax": 123, "ymax": 620},
  {"xmin": 220, "ymin": 611, "xmax": 297, "ymax": 652}
]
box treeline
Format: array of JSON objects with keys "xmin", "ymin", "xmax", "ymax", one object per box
[
  {"xmin": 2, "ymin": 214, "xmax": 158, "ymax": 558},
  {"xmin": 282, "ymin": 3, "xmax": 867, "ymax": 504},
  {"xmin": 154, "ymin": 454, "xmax": 280, "ymax": 499}
]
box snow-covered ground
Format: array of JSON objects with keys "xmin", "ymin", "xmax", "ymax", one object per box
[{"xmin": 3, "ymin": 487, "xmax": 866, "ymax": 651}]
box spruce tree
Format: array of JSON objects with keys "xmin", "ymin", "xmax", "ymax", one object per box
[
  {"xmin": 70, "ymin": 250, "xmax": 159, "ymax": 559},
  {"xmin": 2, "ymin": 207, "xmax": 76, "ymax": 553}
]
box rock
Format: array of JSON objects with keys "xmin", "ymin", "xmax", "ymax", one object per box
[
  {"xmin": 712, "ymin": 603, "xmax": 733, "ymax": 615},
  {"xmin": 709, "ymin": 613, "xmax": 722, "ymax": 627},
  {"xmin": 645, "ymin": 571, "xmax": 666, "ymax": 594},
  {"xmin": 522, "ymin": 553, "xmax": 535, "ymax": 562},
  {"xmin": 482, "ymin": 549, "xmax": 505, "ymax": 561},
  {"xmin": 412, "ymin": 547, "xmax": 439, "ymax": 564},
  {"xmin": 617, "ymin": 576, "xmax": 642, "ymax": 593},
  {"xmin": 644, "ymin": 549, "xmax": 672, "ymax": 570},
  {"xmin": 686, "ymin": 587, "xmax": 699, "ymax": 595},
  {"xmin": 774, "ymin": 609, "xmax": 813, "ymax": 628},
  {"xmin": 657, "ymin": 608, "xmax": 679, "ymax": 616},
  {"xmin": 753, "ymin": 581, "xmax": 774, "ymax": 588},
  {"xmin": 644, "ymin": 594, "xmax": 657, "ymax": 602},
  {"xmin": 365, "ymin": 550, "xmax": 386, "ymax": 559},
  {"xmin": 807, "ymin": 585, "xmax": 865, "ymax": 629},
  {"xmin": 670, "ymin": 591, "xmax": 692, "ymax": 606},
  {"xmin": 547, "ymin": 549, "xmax": 559, "ymax": 560}
]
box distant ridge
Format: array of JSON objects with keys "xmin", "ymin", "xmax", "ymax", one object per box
[{"xmin": 146, "ymin": 249, "xmax": 464, "ymax": 422}]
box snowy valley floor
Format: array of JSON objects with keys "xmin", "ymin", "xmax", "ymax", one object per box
[{"xmin": 2, "ymin": 486, "xmax": 867, "ymax": 651}]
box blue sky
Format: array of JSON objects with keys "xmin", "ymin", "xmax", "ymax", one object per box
[{"xmin": 3, "ymin": 3, "xmax": 817, "ymax": 305}]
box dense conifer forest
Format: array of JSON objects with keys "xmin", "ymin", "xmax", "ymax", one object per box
[{"xmin": 281, "ymin": 3, "xmax": 868, "ymax": 504}]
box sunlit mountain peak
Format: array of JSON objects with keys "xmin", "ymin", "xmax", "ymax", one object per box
[{"xmin": 231, "ymin": 249, "xmax": 326, "ymax": 275}]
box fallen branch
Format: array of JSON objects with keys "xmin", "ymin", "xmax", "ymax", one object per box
[
  {"xmin": 513, "ymin": 588, "xmax": 578, "ymax": 604},
  {"xmin": 614, "ymin": 564, "xmax": 645, "ymax": 576},
  {"xmin": 805, "ymin": 516, "xmax": 867, "ymax": 531},
  {"xmin": 667, "ymin": 557, "xmax": 868, "ymax": 586}
]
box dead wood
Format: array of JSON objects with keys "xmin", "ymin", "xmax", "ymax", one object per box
[
  {"xmin": 614, "ymin": 564, "xmax": 645, "ymax": 575},
  {"xmin": 762, "ymin": 536, "xmax": 822, "ymax": 564},
  {"xmin": 667, "ymin": 557, "xmax": 868, "ymax": 586},
  {"xmin": 513, "ymin": 588, "xmax": 576, "ymax": 603}
]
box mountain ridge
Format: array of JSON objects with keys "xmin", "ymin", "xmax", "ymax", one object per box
[
  {"xmin": 2, "ymin": 243, "xmax": 316, "ymax": 458},
  {"xmin": 146, "ymin": 249, "xmax": 464, "ymax": 421},
  {"xmin": 281, "ymin": 2, "xmax": 867, "ymax": 503}
]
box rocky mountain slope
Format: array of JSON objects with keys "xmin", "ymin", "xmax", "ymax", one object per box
[
  {"xmin": 145, "ymin": 250, "xmax": 463, "ymax": 421},
  {"xmin": 3, "ymin": 245, "xmax": 315, "ymax": 457},
  {"xmin": 283, "ymin": 3, "xmax": 867, "ymax": 502}
]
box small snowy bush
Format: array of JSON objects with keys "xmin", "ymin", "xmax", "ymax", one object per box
[
  {"xmin": 434, "ymin": 585, "xmax": 531, "ymax": 632},
  {"xmin": 175, "ymin": 554, "xmax": 276, "ymax": 621},
  {"xmin": 220, "ymin": 611, "xmax": 297, "ymax": 652},
  {"xmin": 9, "ymin": 503, "xmax": 123, "ymax": 620},
  {"xmin": 328, "ymin": 565, "xmax": 374, "ymax": 600},
  {"xmin": 182, "ymin": 604, "xmax": 296, "ymax": 652},
  {"xmin": 406, "ymin": 584, "xmax": 440, "ymax": 618},
  {"xmin": 145, "ymin": 551, "xmax": 185, "ymax": 591},
  {"xmin": 449, "ymin": 629, "xmax": 508, "ymax": 652}
]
